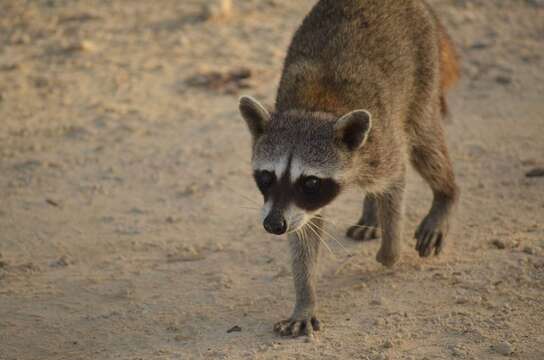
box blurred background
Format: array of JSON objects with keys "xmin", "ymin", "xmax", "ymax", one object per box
[{"xmin": 0, "ymin": 0, "xmax": 543, "ymax": 359}]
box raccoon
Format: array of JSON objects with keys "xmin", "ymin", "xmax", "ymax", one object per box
[{"xmin": 239, "ymin": 0, "xmax": 460, "ymax": 337}]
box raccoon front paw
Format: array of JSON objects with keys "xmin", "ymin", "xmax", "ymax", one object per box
[
  {"xmin": 376, "ymin": 247, "xmax": 400, "ymax": 267},
  {"xmin": 415, "ymin": 218, "xmax": 446, "ymax": 257},
  {"xmin": 273, "ymin": 316, "xmax": 321, "ymax": 337},
  {"xmin": 346, "ymin": 224, "xmax": 380, "ymax": 242}
]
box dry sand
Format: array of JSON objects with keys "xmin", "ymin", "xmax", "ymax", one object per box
[{"xmin": 0, "ymin": 0, "xmax": 543, "ymax": 359}]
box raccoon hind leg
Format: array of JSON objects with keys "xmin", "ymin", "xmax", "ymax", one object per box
[
  {"xmin": 346, "ymin": 194, "xmax": 380, "ymax": 241},
  {"xmin": 410, "ymin": 111, "xmax": 459, "ymax": 257}
]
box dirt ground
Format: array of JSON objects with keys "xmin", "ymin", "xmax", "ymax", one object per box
[{"xmin": 0, "ymin": 0, "xmax": 543, "ymax": 359}]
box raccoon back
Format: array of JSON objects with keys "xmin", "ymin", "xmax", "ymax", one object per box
[{"xmin": 276, "ymin": 0, "xmax": 445, "ymax": 124}]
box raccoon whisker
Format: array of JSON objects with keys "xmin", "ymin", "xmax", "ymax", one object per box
[
  {"xmin": 311, "ymin": 216, "xmax": 336, "ymax": 230},
  {"xmin": 294, "ymin": 225, "xmax": 305, "ymax": 241},
  {"xmin": 309, "ymin": 219, "xmax": 350, "ymax": 255},
  {"xmin": 295, "ymin": 227, "xmax": 302, "ymax": 241},
  {"xmin": 305, "ymin": 221, "xmax": 335, "ymax": 257},
  {"xmin": 311, "ymin": 229, "xmax": 334, "ymax": 257},
  {"xmin": 286, "ymin": 214, "xmax": 307, "ymax": 235},
  {"xmin": 313, "ymin": 215, "xmax": 348, "ymax": 230},
  {"xmin": 287, "ymin": 227, "xmax": 300, "ymax": 235},
  {"xmin": 287, "ymin": 222, "xmax": 304, "ymax": 235},
  {"xmin": 313, "ymin": 215, "xmax": 337, "ymax": 225},
  {"xmin": 304, "ymin": 221, "xmax": 319, "ymax": 239},
  {"xmin": 299, "ymin": 226, "xmax": 308, "ymax": 242}
]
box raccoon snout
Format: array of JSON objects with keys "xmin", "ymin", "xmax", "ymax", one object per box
[{"xmin": 263, "ymin": 214, "xmax": 287, "ymax": 235}]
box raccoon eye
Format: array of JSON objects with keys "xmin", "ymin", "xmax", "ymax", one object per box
[
  {"xmin": 255, "ymin": 170, "xmax": 275, "ymax": 191},
  {"xmin": 301, "ymin": 176, "xmax": 321, "ymax": 195}
]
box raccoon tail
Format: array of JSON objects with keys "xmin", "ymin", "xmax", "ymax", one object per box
[{"xmin": 438, "ymin": 21, "xmax": 460, "ymax": 120}]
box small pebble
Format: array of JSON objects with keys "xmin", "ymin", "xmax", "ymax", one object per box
[
  {"xmin": 227, "ymin": 325, "xmax": 242, "ymax": 333},
  {"xmin": 174, "ymin": 335, "xmax": 192, "ymax": 342},
  {"xmin": 495, "ymin": 75, "xmax": 512, "ymax": 85},
  {"xmin": 455, "ymin": 297, "xmax": 469, "ymax": 305},
  {"xmin": 45, "ymin": 198, "xmax": 61, "ymax": 207},
  {"xmin": 371, "ymin": 297, "xmax": 385, "ymax": 306},
  {"xmin": 493, "ymin": 341, "xmax": 513, "ymax": 356},
  {"xmin": 451, "ymin": 345, "xmax": 465, "ymax": 357},
  {"xmin": 492, "ymin": 239, "xmax": 506, "ymax": 249},
  {"xmin": 202, "ymin": 0, "xmax": 232, "ymax": 20},
  {"xmin": 167, "ymin": 252, "xmax": 205, "ymax": 263},
  {"xmin": 353, "ymin": 283, "xmax": 367, "ymax": 290},
  {"xmin": 523, "ymin": 246, "xmax": 535, "ymax": 255},
  {"xmin": 526, "ymin": 167, "xmax": 544, "ymax": 178},
  {"xmin": 371, "ymin": 353, "xmax": 388, "ymax": 360},
  {"xmin": 49, "ymin": 256, "xmax": 71, "ymax": 268},
  {"xmin": 65, "ymin": 40, "xmax": 97, "ymax": 53}
]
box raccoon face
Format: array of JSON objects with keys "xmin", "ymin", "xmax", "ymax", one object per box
[
  {"xmin": 252, "ymin": 160, "xmax": 342, "ymax": 235},
  {"xmin": 239, "ymin": 96, "xmax": 372, "ymax": 235}
]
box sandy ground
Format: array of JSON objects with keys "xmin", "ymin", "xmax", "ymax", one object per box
[{"xmin": 0, "ymin": 0, "xmax": 543, "ymax": 359}]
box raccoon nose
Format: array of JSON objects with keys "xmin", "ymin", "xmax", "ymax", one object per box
[{"xmin": 263, "ymin": 214, "xmax": 287, "ymax": 235}]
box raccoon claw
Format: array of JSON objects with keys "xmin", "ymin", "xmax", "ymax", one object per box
[
  {"xmin": 273, "ymin": 316, "xmax": 321, "ymax": 337},
  {"xmin": 415, "ymin": 228, "xmax": 444, "ymax": 257},
  {"xmin": 346, "ymin": 225, "xmax": 379, "ymax": 242}
]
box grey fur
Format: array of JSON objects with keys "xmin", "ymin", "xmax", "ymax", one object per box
[
  {"xmin": 346, "ymin": 194, "xmax": 380, "ymax": 241},
  {"xmin": 274, "ymin": 216, "xmax": 323, "ymax": 337},
  {"xmin": 334, "ymin": 110, "xmax": 372, "ymax": 151},
  {"xmin": 240, "ymin": 0, "xmax": 460, "ymax": 337},
  {"xmin": 375, "ymin": 175, "xmax": 406, "ymax": 266},
  {"xmin": 239, "ymin": 96, "xmax": 271, "ymax": 145}
]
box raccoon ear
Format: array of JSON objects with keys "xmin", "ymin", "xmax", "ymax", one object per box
[
  {"xmin": 239, "ymin": 96, "xmax": 271, "ymax": 142},
  {"xmin": 334, "ymin": 110, "xmax": 372, "ymax": 151}
]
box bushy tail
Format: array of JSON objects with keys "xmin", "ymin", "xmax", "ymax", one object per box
[
  {"xmin": 438, "ymin": 22, "xmax": 460, "ymax": 93},
  {"xmin": 437, "ymin": 21, "xmax": 460, "ymax": 119}
]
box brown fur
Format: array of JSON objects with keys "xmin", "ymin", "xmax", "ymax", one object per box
[
  {"xmin": 439, "ymin": 21, "xmax": 460, "ymax": 93},
  {"xmin": 276, "ymin": 0, "xmax": 459, "ymax": 203},
  {"xmin": 280, "ymin": 0, "xmax": 459, "ymax": 325},
  {"xmin": 438, "ymin": 20, "xmax": 460, "ymax": 117},
  {"xmin": 300, "ymin": 78, "xmax": 346, "ymax": 115}
]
